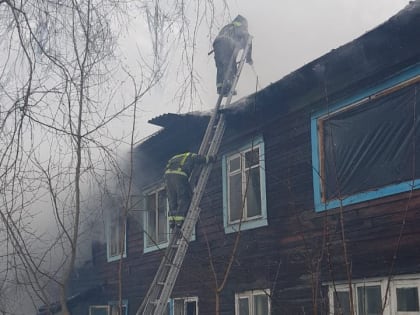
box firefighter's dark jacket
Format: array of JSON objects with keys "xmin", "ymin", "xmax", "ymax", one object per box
[
  {"xmin": 214, "ymin": 20, "xmax": 252, "ymax": 63},
  {"xmin": 165, "ymin": 153, "xmax": 208, "ymax": 178}
]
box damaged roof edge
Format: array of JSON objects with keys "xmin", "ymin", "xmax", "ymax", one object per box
[
  {"xmin": 148, "ymin": 111, "xmax": 211, "ymax": 128},
  {"xmin": 225, "ymin": 0, "xmax": 420, "ymax": 115}
]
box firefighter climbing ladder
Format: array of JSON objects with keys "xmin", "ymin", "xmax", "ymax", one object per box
[{"xmin": 136, "ymin": 37, "xmax": 252, "ymax": 315}]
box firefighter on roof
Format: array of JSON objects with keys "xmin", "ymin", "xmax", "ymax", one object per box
[
  {"xmin": 165, "ymin": 152, "xmax": 214, "ymax": 229},
  {"xmin": 212, "ymin": 15, "xmax": 253, "ymax": 96}
]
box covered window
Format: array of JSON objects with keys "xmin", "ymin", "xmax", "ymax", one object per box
[
  {"xmin": 222, "ymin": 137, "xmax": 267, "ymax": 233},
  {"xmin": 144, "ymin": 187, "xmax": 169, "ymax": 252},
  {"xmin": 312, "ymin": 74, "xmax": 420, "ymax": 211},
  {"xmin": 328, "ymin": 275, "xmax": 420, "ymax": 314},
  {"xmin": 235, "ymin": 290, "xmax": 270, "ymax": 315},
  {"xmin": 107, "ymin": 211, "xmax": 127, "ymax": 262}
]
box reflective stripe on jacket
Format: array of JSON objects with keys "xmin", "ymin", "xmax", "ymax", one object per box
[{"xmin": 165, "ymin": 152, "xmax": 207, "ymax": 177}]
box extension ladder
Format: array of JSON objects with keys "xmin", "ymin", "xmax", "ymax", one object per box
[{"xmin": 136, "ymin": 36, "xmax": 252, "ymax": 315}]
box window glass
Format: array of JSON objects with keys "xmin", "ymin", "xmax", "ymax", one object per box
[
  {"xmin": 158, "ymin": 190, "xmax": 167, "ymax": 243},
  {"xmin": 238, "ymin": 297, "xmax": 249, "ymax": 315},
  {"xmin": 229, "ymin": 173, "xmax": 242, "ymax": 222},
  {"xmin": 90, "ymin": 306, "xmax": 109, "ymax": 315},
  {"xmin": 334, "ymin": 291, "xmax": 350, "ymax": 315},
  {"xmin": 230, "ymin": 156, "xmax": 241, "ymax": 173},
  {"xmin": 357, "ymin": 285, "xmax": 382, "ymax": 315},
  {"xmin": 245, "ymin": 148, "xmax": 259, "ymax": 168},
  {"xmin": 174, "ymin": 299, "xmax": 183, "ymax": 315},
  {"xmin": 246, "ymin": 167, "xmax": 261, "ymax": 217},
  {"xmin": 145, "ymin": 188, "xmax": 168, "ymax": 248},
  {"xmin": 186, "ymin": 301, "xmax": 197, "ymax": 315},
  {"xmin": 108, "ymin": 213, "xmax": 125, "ymax": 260},
  {"xmin": 110, "ymin": 305, "xmax": 127, "ymax": 315},
  {"xmin": 173, "ymin": 298, "xmax": 197, "ymax": 315},
  {"xmin": 147, "ymin": 193, "xmax": 157, "ymax": 247},
  {"xmin": 397, "ymin": 287, "xmax": 419, "ymax": 312},
  {"xmin": 110, "ymin": 219, "xmax": 120, "ymax": 257},
  {"xmin": 253, "ymin": 294, "xmax": 268, "ymax": 315}
]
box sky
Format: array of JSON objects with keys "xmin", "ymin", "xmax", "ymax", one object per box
[{"xmin": 124, "ymin": 0, "xmax": 412, "ymax": 143}]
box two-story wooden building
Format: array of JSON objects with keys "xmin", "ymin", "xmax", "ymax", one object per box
[{"xmin": 50, "ymin": 1, "xmax": 420, "ymax": 314}]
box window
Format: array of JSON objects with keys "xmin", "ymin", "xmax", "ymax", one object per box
[
  {"xmin": 392, "ymin": 280, "xmax": 420, "ymax": 314},
  {"xmin": 90, "ymin": 306, "xmax": 109, "ymax": 315},
  {"xmin": 328, "ymin": 275, "xmax": 420, "ymax": 314},
  {"xmin": 107, "ymin": 211, "xmax": 127, "ymax": 262},
  {"xmin": 330, "ymin": 282, "xmax": 388, "ymax": 315},
  {"xmin": 144, "ymin": 187, "xmax": 169, "ymax": 253},
  {"xmin": 89, "ymin": 300, "xmax": 128, "ymax": 315},
  {"xmin": 167, "ymin": 297, "xmax": 198, "ymax": 315},
  {"xmin": 222, "ymin": 137, "xmax": 267, "ymax": 233},
  {"xmin": 235, "ymin": 290, "xmax": 270, "ymax": 315},
  {"xmin": 109, "ymin": 300, "xmax": 128, "ymax": 315},
  {"xmin": 312, "ymin": 72, "xmax": 420, "ymax": 211}
]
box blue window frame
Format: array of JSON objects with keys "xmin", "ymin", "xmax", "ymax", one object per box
[
  {"xmin": 311, "ymin": 65, "xmax": 420, "ymax": 211},
  {"xmin": 106, "ymin": 211, "xmax": 127, "ymax": 262},
  {"xmin": 222, "ymin": 136, "xmax": 268, "ymax": 233}
]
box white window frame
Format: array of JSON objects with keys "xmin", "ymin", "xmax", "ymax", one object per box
[
  {"xmin": 391, "ymin": 279, "xmax": 420, "ymax": 315},
  {"xmin": 222, "ymin": 137, "xmax": 268, "ymax": 234},
  {"xmin": 106, "ymin": 211, "xmax": 127, "ymax": 262},
  {"xmin": 89, "ymin": 305, "xmax": 110, "ymax": 315},
  {"xmin": 327, "ymin": 275, "xmax": 420, "ymax": 314},
  {"xmin": 89, "ymin": 300, "xmax": 128, "ymax": 315},
  {"xmin": 169, "ymin": 296, "xmax": 198, "ymax": 315},
  {"xmin": 235, "ymin": 289, "xmax": 271, "ymax": 315},
  {"xmin": 143, "ymin": 185, "xmax": 169, "ymax": 253},
  {"xmin": 108, "ymin": 300, "xmax": 128, "ymax": 315}
]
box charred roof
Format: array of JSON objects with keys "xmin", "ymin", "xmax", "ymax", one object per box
[{"xmin": 224, "ymin": 0, "xmax": 420, "ymax": 119}]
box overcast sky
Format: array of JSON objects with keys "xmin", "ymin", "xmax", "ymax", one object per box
[{"xmin": 123, "ymin": 0, "xmax": 411, "ymax": 142}]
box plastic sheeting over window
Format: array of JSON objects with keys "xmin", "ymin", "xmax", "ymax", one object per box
[{"xmin": 320, "ymin": 82, "xmax": 420, "ymax": 202}]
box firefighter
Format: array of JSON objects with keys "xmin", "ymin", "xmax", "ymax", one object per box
[
  {"xmin": 212, "ymin": 15, "xmax": 253, "ymax": 96},
  {"xmin": 164, "ymin": 152, "xmax": 214, "ymax": 229}
]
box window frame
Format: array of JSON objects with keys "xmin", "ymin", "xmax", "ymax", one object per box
[
  {"xmin": 106, "ymin": 210, "xmax": 127, "ymax": 262},
  {"xmin": 327, "ymin": 275, "xmax": 420, "ymax": 314},
  {"xmin": 391, "ymin": 279, "xmax": 420, "ymax": 315},
  {"xmin": 143, "ymin": 185, "xmax": 170, "ymax": 253},
  {"xmin": 311, "ymin": 66, "xmax": 420, "ymax": 212},
  {"xmin": 108, "ymin": 300, "xmax": 128, "ymax": 315},
  {"xmin": 235, "ymin": 289, "xmax": 271, "ymax": 315},
  {"xmin": 89, "ymin": 305, "xmax": 110, "ymax": 315},
  {"xmin": 222, "ymin": 136, "xmax": 268, "ymax": 234},
  {"xmin": 169, "ymin": 296, "xmax": 198, "ymax": 315}
]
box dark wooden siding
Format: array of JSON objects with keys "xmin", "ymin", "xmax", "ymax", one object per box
[{"xmin": 91, "ymin": 99, "xmax": 420, "ymax": 315}]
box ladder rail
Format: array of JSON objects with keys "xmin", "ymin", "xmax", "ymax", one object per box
[{"xmin": 136, "ymin": 37, "xmax": 252, "ymax": 315}]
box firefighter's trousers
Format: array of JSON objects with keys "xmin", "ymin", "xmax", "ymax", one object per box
[{"xmin": 164, "ymin": 172, "xmax": 192, "ymax": 219}]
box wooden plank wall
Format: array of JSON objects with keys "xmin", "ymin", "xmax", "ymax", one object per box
[{"xmin": 91, "ymin": 104, "xmax": 420, "ymax": 315}]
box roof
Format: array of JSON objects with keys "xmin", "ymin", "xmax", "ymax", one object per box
[
  {"xmin": 224, "ymin": 0, "xmax": 420, "ymax": 118},
  {"xmin": 134, "ymin": 112, "xmax": 210, "ymax": 189},
  {"xmin": 149, "ymin": 111, "xmax": 211, "ymax": 128}
]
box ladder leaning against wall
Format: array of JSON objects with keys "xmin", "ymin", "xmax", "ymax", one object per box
[{"xmin": 136, "ymin": 36, "xmax": 253, "ymax": 315}]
